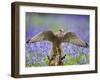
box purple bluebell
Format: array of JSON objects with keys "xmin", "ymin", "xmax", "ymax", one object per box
[
  {"xmin": 78, "ymin": 58, "xmax": 86, "ymax": 65},
  {"xmin": 83, "ymin": 48, "xmax": 88, "ymax": 54},
  {"xmin": 69, "ymin": 49, "xmax": 76, "ymax": 57},
  {"xmin": 32, "ymin": 56, "xmax": 36, "ymax": 61}
]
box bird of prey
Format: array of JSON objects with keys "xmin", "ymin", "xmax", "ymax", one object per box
[{"xmin": 26, "ymin": 29, "xmax": 88, "ymax": 65}]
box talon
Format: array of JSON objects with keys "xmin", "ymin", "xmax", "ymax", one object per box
[{"xmin": 61, "ymin": 54, "xmax": 66, "ymax": 60}]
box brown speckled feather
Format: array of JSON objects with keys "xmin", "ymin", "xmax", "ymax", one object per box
[{"xmin": 63, "ymin": 32, "xmax": 88, "ymax": 47}]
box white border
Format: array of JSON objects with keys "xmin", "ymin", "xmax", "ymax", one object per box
[{"xmin": 19, "ymin": 6, "xmax": 95, "ymax": 74}]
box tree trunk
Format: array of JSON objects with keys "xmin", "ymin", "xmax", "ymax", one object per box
[{"xmin": 48, "ymin": 52, "xmax": 64, "ymax": 66}]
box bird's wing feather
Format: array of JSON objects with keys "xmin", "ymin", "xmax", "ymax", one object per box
[
  {"xmin": 28, "ymin": 31, "xmax": 55, "ymax": 43},
  {"xmin": 63, "ymin": 32, "xmax": 88, "ymax": 47}
]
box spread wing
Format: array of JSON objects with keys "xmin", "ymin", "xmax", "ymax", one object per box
[
  {"xmin": 27, "ymin": 31, "xmax": 55, "ymax": 43},
  {"xmin": 63, "ymin": 32, "xmax": 88, "ymax": 47}
]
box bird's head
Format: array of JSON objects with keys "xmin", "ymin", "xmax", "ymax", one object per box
[{"xmin": 58, "ymin": 28, "xmax": 64, "ymax": 34}]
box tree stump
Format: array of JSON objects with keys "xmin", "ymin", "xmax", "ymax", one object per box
[{"xmin": 48, "ymin": 53, "xmax": 66, "ymax": 66}]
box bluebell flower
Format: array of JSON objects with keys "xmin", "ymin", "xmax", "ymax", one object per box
[
  {"xmin": 42, "ymin": 48, "xmax": 48, "ymax": 55},
  {"xmin": 69, "ymin": 49, "xmax": 76, "ymax": 57},
  {"xmin": 36, "ymin": 42, "xmax": 41, "ymax": 48},
  {"xmin": 83, "ymin": 48, "xmax": 88, "ymax": 54},
  {"xmin": 32, "ymin": 56, "xmax": 36, "ymax": 61},
  {"xmin": 78, "ymin": 58, "xmax": 86, "ymax": 64},
  {"xmin": 76, "ymin": 47, "xmax": 81, "ymax": 51},
  {"xmin": 61, "ymin": 43, "xmax": 68, "ymax": 53}
]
